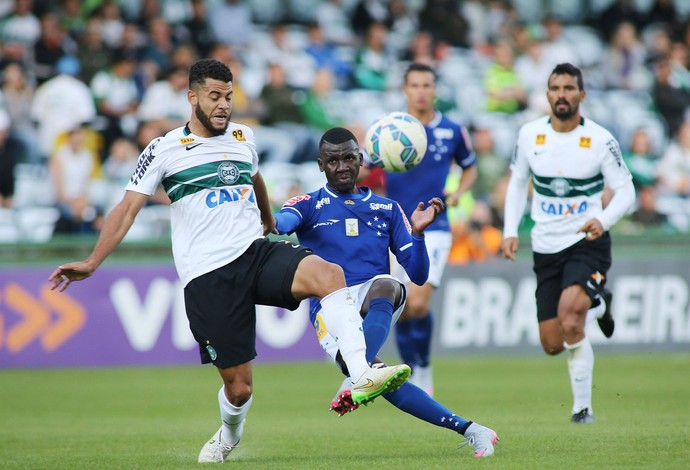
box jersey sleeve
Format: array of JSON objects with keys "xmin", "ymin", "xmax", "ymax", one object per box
[
  {"xmin": 503, "ymin": 127, "xmax": 532, "ymax": 238},
  {"xmin": 390, "ymin": 203, "xmax": 429, "ymax": 284},
  {"xmin": 597, "ymin": 134, "xmax": 636, "ymax": 230},
  {"xmin": 455, "ymin": 125, "xmax": 477, "ymax": 169},
  {"xmin": 279, "ymin": 194, "xmax": 312, "ymax": 228},
  {"xmin": 125, "ymin": 137, "xmax": 166, "ymax": 196},
  {"xmin": 240, "ymin": 125, "xmax": 260, "ymax": 176}
]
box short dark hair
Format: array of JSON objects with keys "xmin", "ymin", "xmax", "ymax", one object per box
[
  {"xmin": 549, "ymin": 63, "xmax": 584, "ymax": 90},
  {"xmin": 319, "ymin": 127, "xmax": 357, "ymax": 149},
  {"xmin": 404, "ymin": 62, "xmax": 437, "ymax": 84},
  {"xmin": 189, "ymin": 59, "xmax": 233, "ymax": 89}
]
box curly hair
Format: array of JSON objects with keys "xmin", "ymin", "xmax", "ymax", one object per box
[{"xmin": 189, "ymin": 59, "xmax": 233, "ymax": 89}]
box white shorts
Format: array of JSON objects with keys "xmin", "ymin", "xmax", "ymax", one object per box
[
  {"xmin": 314, "ymin": 274, "xmax": 407, "ymax": 364},
  {"xmin": 392, "ymin": 230, "xmax": 452, "ymax": 288}
]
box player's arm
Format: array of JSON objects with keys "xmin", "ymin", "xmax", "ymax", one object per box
[
  {"xmin": 501, "ymin": 134, "xmax": 530, "ymax": 261},
  {"xmin": 446, "ymin": 126, "xmax": 477, "ymax": 206},
  {"xmin": 252, "ymin": 170, "xmax": 275, "ymax": 235},
  {"xmin": 578, "ymin": 136, "xmax": 636, "ymax": 239},
  {"xmin": 49, "ymin": 190, "xmax": 148, "ymax": 291},
  {"xmin": 448, "ymin": 164, "xmax": 478, "ymax": 206}
]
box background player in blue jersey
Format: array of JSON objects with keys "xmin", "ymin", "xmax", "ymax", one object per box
[
  {"xmin": 386, "ymin": 63, "xmax": 478, "ymax": 396},
  {"xmin": 273, "ymin": 127, "xmax": 498, "ymax": 457}
]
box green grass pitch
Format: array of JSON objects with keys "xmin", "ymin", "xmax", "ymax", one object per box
[{"xmin": 1, "ymin": 353, "xmax": 688, "ymax": 469}]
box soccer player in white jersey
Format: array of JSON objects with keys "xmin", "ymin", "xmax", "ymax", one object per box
[
  {"xmin": 386, "ymin": 63, "xmax": 478, "ymax": 396},
  {"xmin": 501, "ymin": 63, "xmax": 636, "ymax": 423},
  {"xmin": 48, "ymin": 59, "xmax": 412, "ymax": 463},
  {"xmin": 274, "ymin": 127, "xmax": 499, "ymax": 457}
]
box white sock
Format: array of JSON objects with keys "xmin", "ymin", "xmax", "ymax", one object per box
[
  {"xmin": 564, "ymin": 337, "xmax": 594, "ymax": 415},
  {"xmin": 218, "ymin": 386, "xmax": 252, "ymax": 446},
  {"xmin": 585, "ymin": 294, "xmax": 606, "ymax": 323},
  {"xmin": 319, "ymin": 287, "xmax": 369, "ymax": 381}
]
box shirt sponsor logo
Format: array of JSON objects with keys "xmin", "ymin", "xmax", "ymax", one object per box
[
  {"xmin": 283, "ymin": 194, "xmax": 310, "ymax": 206},
  {"xmin": 315, "ymin": 197, "xmax": 331, "ymax": 209},
  {"xmin": 206, "ymin": 187, "xmax": 256, "ymax": 208},
  {"xmin": 130, "ymin": 138, "xmax": 160, "ymax": 185},
  {"xmin": 536, "ymin": 134, "xmax": 546, "ymax": 145},
  {"xmin": 369, "ymin": 202, "xmax": 393, "ymax": 211},
  {"xmin": 540, "ymin": 200, "xmax": 588, "ymax": 216},
  {"xmin": 579, "ymin": 136, "xmax": 591, "ymax": 148},
  {"xmin": 217, "ymin": 161, "xmax": 240, "ymax": 184}
]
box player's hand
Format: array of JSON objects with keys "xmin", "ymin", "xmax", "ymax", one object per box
[
  {"xmin": 48, "ymin": 262, "xmax": 96, "ymax": 292},
  {"xmin": 443, "ymin": 189, "xmax": 461, "ymax": 207},
  {"xmin": 577, "ymin": 218, "xmax": 604, "ymax": 240},
  {"xmin": 263, "ymin": 215, "xmax": 277, "ymax": 236},
  {"xmin": 501, "ymin": 237, "xmax": 519, "ymax": 261},
  {"xmin": 410, "ymin": 197, "xmax": 445, "ymax": 236}
]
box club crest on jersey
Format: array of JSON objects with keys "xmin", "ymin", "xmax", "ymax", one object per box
[
  {"xmin": 344, "ymin": 200, "xmax": 355, "ymax": 205},
  {"xmin": 346, "ymin": 218, "xmax": 359, "ymax": 236},
  {"xmin": 180, "ymin": 137, "xmax": 195, "ymax": 144},
  {"xmin": 218, "ymin": 161, "xmax": 240, "ymax": 184},
  {"xmin": 549, "ymin": 178, "xmax": 571, "ymax": 197},
  {"xmin": 579, "ymin": 136, "xmax": 591, "ymax": 148},
  {"xmin": 536, "ymin": 134, "xmax": 546, "ymax": 145}
]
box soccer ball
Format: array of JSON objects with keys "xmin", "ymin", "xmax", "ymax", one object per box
[{"xmin": 364, "ymin": 112, "xmax": 427, "ymax": 173}]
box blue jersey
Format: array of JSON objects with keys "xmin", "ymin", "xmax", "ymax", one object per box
[
  {"xmin": 386, "ymin": 112, "xmax": 476, "ymax": 232},
  {"xmin": 278, "ymin": 185, "xmax": 428, "ymax": 318}
]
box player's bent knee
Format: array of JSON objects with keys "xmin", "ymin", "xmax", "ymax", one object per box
[{"xmin": 294, "ymin": 255, "xmax": 346, "ymax": 298}]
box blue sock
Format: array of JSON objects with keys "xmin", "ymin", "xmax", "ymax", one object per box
[
  {"xmin": 411, "ymin": 311, "xmax": 433, "ymax": 367},
  {"xmin": 363, "ymin": 298, "xmax": 394, "ymax": 363},
  {"xmin": 383, "ymin": 382, "xmax": 469, "ymax": 434},
  {"xmin": 395, "ymin": 319, "xmax": 418, "ymax": 366}
]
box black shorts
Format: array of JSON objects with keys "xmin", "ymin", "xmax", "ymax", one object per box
[
  {"xmin": 184, "ymin": 238, "xmax": 313, "ymax": 368},
  {"xmin": 533, "ymin": 233, "xmax": 612, "ymax": 323}
]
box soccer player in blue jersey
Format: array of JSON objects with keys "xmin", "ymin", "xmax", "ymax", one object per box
[
  {"xmin": 273, "ymin": 127, "xmax": 498, "ymax": 457},
  {"xmin": 386, "ymin": 63, "xmax": 478, "ymax": 396}
]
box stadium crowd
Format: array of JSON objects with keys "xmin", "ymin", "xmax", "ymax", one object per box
[{"xmin": 0, "ymin": 0, "xmax": 689, "ymax": 258}]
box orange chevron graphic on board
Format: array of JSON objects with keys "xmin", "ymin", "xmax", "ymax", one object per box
[{"xmin": 2, "ymin": 283, "xmax": 85, "ymax": 353}]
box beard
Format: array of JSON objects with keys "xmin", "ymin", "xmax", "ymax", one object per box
[
  {"xmin": 195, "ymin": 105, "xmax": 230, "ymax": 136},
  {"xmin": 552, "ymin": 100, "xmax": 577, "ymax": 120}
]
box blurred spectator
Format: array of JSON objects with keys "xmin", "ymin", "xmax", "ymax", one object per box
[
  {"xmin": 623, "ymin": 128, "xmax": 659, "ymax": 189},
  {"xmin": 0, "ymin": 0, "xmax": 41, "ymax": 63},
  {"xmin": 0, "ymin": 109, "xmax": 17, "ymax": 208},
  {"xmin": 102, "ymin": 136, "xmax": 139, "ymax": 209},
  {"xmin": 139, "ymin": 16, "xmax": 175, "ymax": 74},
  {"xmin": 259, "ymin": 61, "xmax": 315, "ymax": 163},
  {"xmin": 137, "ymin": 65, "xmax": 188, "ymax": 132},
  {"xmin": 593, "ymin": 0, "xmax": 643, "ymax": 42},
  {"xmin": 541, "ymin": 16, "xmax": 579, "ymax": 68},
  {"xmin": 353, "ymin": 21, "xmax": 394, "ymax": 91},
  {"xmin": 30, "ymin": 55, "xmax": 96, "ymax": 161},
  {"xmin": 515, "ymin": 38, "xmax": 553, "ymax": 115},
  {"xmin": 351, "ymin": 0, "xmax": 389, "ymax": 36},
  {"xmin": 669, "ymin": 42, "xmax": 690, "ymax": 92},
  {"xmin": 603, "ymin": 21, "xmax": 651, "ymax": 91},
  {"xmin": 133, "ymin": 120, "xmax": 170, "ymax": 206},
  {"xmin": 32, "ymin": 12, "xmax": 76, "ymax": 84},
  {"xmin": 658, "ymin": 119, "xmax": 690, "ymax": 197},
  {"xmin": 484, "ymin": 39, "xmax": 527, "ymax": 113},
  {"xmin": 300, "ymin": 68, "xmax": 344, "ymax": 132},
  {"xmin": 90, "ymin": 49, "xmax": 139, "ymax": 158},
  {"xmin": 76, "ymin": 18, "xmax": 113, "ymax": 85},
  {"xmin": 651, "ymin": 55, "xmax": 690, "ymax": 138},
  {"xmin": 208, "ymin": 0, "xmax": 254, "ymax": 50},
  {"xmin": 1, "ymin": 60, "xmax": 38, "ymax": 163},
  {"xmin": 182, "ymin": 0, "xmax": 215, "ymax": 57},
  {"xmin": 304, "ymin": 21, "xmax": 353, "ymax": 90},
  {"xmin": 260, "ymin": 21, "xmax": 316, "ymax": 90},
  {"xmin": 402, "ymin": 30, "xmax": 435, "ymax": 66},
  {"xmin": 386, "ymin": 0, "xmax": 418, "ymax": 59},
  {"xmin": 418, "ymin": 0, "xmax": 469, "ymax": 48},
  {"xmin": 471, "ymin": 127, "xmax": 509, "ymax": 205},
  {"xmin": 448, "ymin": 201, "xmax": 502, "ymax": 265},
  {"xmin": 49, "ymin": 123, "xmax": 102, "ymax": 234},
  {"xmin": 169, "ymin": 43, "xmax": 198, "ymax": 70},
  {"xmin": 644, "ymin": 0, "xmax": 680, "ymax": 35},
  {"xmin": 316, "ymin": 0, "xmax": 356, "ymax": 47},
  {"xmin": 96, "ymin": 0, "xmax": 126, "ymax": 49},
  {"xmin": 630, "ymin": 185, "xmax": 667, "ymax": 227},
  {"xmin": 57, "ymin": 0, "xmax": 86, "ymax": 38},
  {"xmin": 117, "ymin": 21, "xmax": 144, "ymax": 58}
]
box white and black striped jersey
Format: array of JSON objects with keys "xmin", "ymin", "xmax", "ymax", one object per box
[
  {"xmin": 504, "ymin": 115, "xmax": 634, "ymax": 254},
  {"xmin": 125, "ymin": 122, "xmax": 262, "ymax": 286}
]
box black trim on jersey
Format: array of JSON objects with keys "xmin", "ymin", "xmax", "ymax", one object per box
[
  {"xmin": 547, "ymin": 117, "xmax": 585, "ymax": 126},
  {"xmin": 183, "ymin": 123, "xmax": 191, "ymax": 136}
]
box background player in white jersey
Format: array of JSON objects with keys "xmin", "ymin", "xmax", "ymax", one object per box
[
  {"xmin": 274, "ymin": 127, "xmax": 499, "ymax": 457},
  {"xmin": 48, "ymin": 59, "xmax": 411, "ymax": 463},
  {"xmin": 501, "ymin": 63, "xmax": 636, "ymax": 423},
  {"xmin": 387, "ymin": 63, "xmax": 478, "ymax": 396}
]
